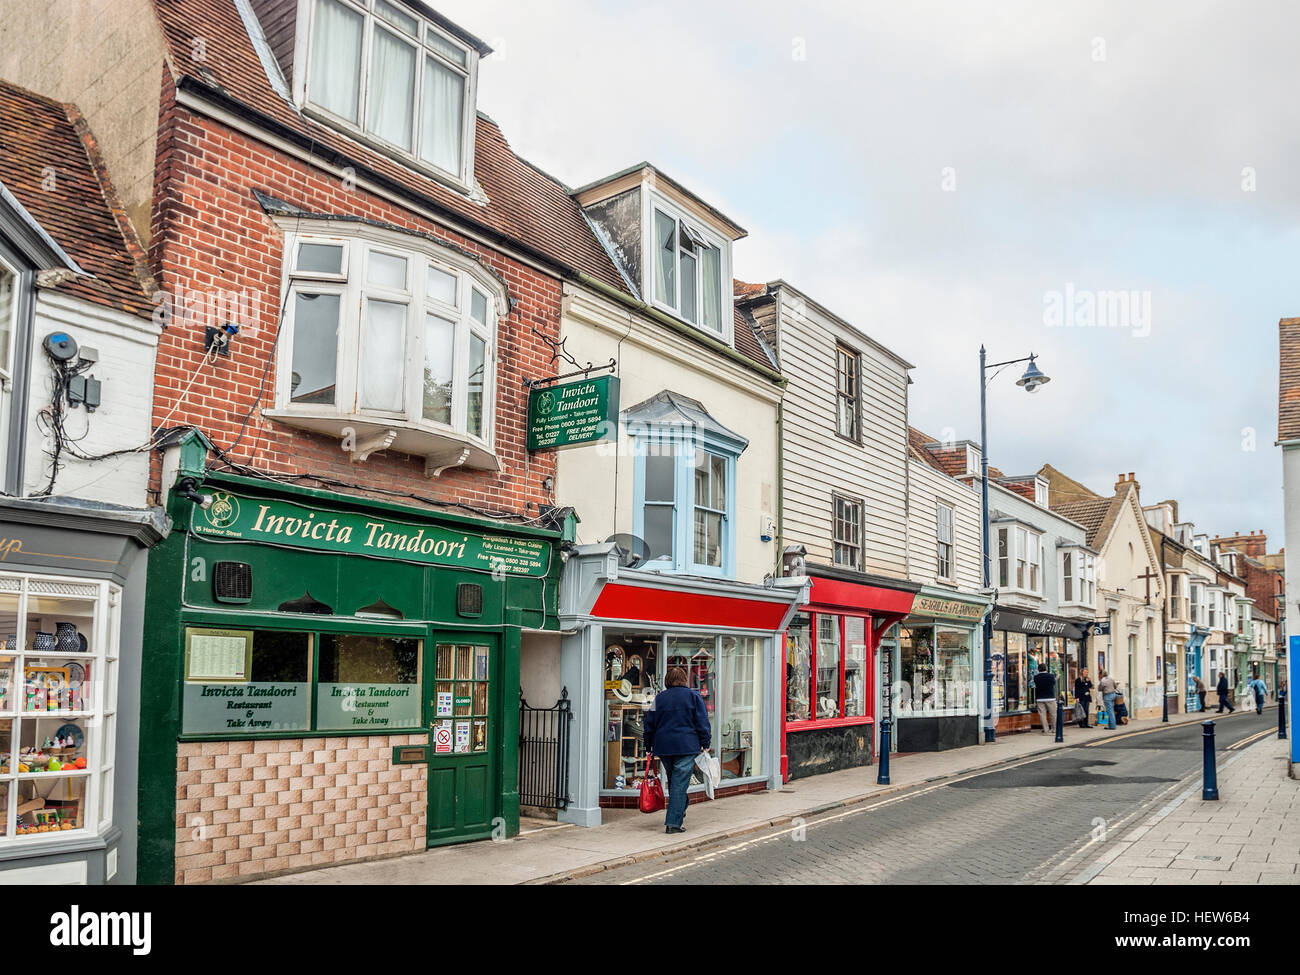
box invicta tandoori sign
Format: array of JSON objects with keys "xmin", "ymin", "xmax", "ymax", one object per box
[{"xmin": 190, "ymin": 491, "xmax": 551, "ymax": 577}]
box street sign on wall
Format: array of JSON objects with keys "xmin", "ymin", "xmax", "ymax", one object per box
[{"xmin": 527, "ymin": 375, "xmax": 619, "ymax": 451}]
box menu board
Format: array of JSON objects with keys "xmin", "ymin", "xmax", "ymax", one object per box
[{"xmin": 186, "ymin": 629, "xmax": 252, "ymax": 682}]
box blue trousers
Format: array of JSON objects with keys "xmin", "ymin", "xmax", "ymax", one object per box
[
  {"xmin": 661, "ymin": 754, "xmax": 696, "ymax": 829},
  {"xmin": 1102, "ymin": 692, "xmax": 1118, "ymax": 728}
]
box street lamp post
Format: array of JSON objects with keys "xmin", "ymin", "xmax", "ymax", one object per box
[{"xmin": 980, "ymin": 347, "xmax": 1050, "ymax": 744}]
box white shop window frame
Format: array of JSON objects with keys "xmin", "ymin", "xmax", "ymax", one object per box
[
  {"xmin": 0, "ymin": 253, "xmax": 17, "ymax": 381},
  {"xmin": 293, "ymin": 0, "xmax": 480, "ymax": 192},
  {"xmin": 273, "ymin": 226, "xmax": 503, "ymax": 450},
  {"xmin": 0, "ymin": 572, "xmax": 117, "ymax": 850}
]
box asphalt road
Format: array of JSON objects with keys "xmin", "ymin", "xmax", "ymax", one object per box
[{"xmin": 574, "ymin": 708, "xmax": 1281, "ymax": 885}]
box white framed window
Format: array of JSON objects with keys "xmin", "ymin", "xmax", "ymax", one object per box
[
  {"xmin": 1061, "ymin": 548, "xmax": 1095, "ymax": 605},
  {"xmin": 0, "ymin": 572, "xmax": 118, "ymax": 846},
  {"xmin": 999, "ymin": 523, "xmax": 1042, "ymax": 596},
  {"xmin": 833, "ymin": 495, "xmax": 863, "ymax": 571},
  {"xmin": 1168, "ymin": 574, "xmax": 1181, "ymax": 619},
  {"xmin": 1190, "ymin": 583, "xmax": 1203, "ymax": 626},
  {"xmin": 298, "ymin": 0, "xmax": 478, "ymax": 187},
  {"xmin": 936, "ymin": 503, "xmax": 954, "ymax": 580},
  {"xmin": 276, "ymin": 227, "xmax": 500, "ymax": 448},
  {"xmin": 1033, "ymin": 479, "xmax": 1049, "ymax": 507},
  {"xmin": 0, "ymin": 257, "xmax": 16, "ymax": 379},
  {"xmin": 649, "ymin": 197, "xmax": 728, "ymax": 338},
  {"xmin": 633, "ymin": 433, "xmax": 741, "ymax": 578},
  {"xmin": 1208, "ymin": 590, "xmax": 1220, "ymax": 630}
]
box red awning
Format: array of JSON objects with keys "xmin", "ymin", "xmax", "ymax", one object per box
[
  {"xmin": 589, "ymin": 582, "xmax": 795, "ymax": 631},
  {"xmin": 805, "ymin": 575, "xmax": 916, "ymax": 616}
]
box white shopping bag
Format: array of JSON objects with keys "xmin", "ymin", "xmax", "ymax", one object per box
[{"xmin": 694, "ymin": 751, "xmax": 721, "ymax": 799}]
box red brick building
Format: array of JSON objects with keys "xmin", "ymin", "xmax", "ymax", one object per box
[{"xmin": 3, "ymin": 0, "xmax": 639, "ymax": 884}]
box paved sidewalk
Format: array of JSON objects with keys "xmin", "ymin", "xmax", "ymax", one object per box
[
  {"xmin": 250, "ymin": 703, "xmax": 1234, "ymax": 885},
  {"xmin": 1074, "ymin": 734, "xmax": 1299, "ymax": 885}
]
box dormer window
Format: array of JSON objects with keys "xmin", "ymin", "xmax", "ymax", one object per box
[
  {"xmin": 300, "ymin": 0, "xmax": 477, "ymax": 186},
  {"xmin": 651, "ymin": 200, "xmax": 724, "ymax": 335}
]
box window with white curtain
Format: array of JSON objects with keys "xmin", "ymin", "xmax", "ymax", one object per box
[
  {"xmin": 0, "ymin": 258, "xmax": 15, "ymax": 378},
  {"xmin": 936, "ymin": 503, "xmax": 954, "ymax": 579},
  {"xmin": 279, "ymin": 228, "xmax": 499, "ymax": 443},
  {"xmin": 650, "ymin": 196, "xmax": 727, "ymax": 336},
  {"xmin": 302, "ymin": 0, "xmax": 476, "ymax": 185}
]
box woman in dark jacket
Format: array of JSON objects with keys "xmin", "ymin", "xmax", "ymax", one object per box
[
  {"xmin": 1074, "ymin": 669, "xmax": 1094, "ymax": 728},
  {"xmin": 644, "ymin": 666, "xmax": 712, "ymax": 834}
]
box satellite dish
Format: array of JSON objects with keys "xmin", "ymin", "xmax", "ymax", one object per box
[{"xmin": 605, "ymin": 534, "xmax": 650, "ymax": 569}]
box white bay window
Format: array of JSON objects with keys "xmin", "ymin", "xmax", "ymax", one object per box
[
  {"xmin": 1060, "ymin": 548, "xmax": 1096, "ymax": 607},
  {"xmin": 996, "ymin": 523, "xmax": 1043, "ymax": 596},
  {"xmin": 271, "ymin": 225, "xmax": 503, "ymax": 471},
  {"xmin": 300, "ymin": 0, "xmax": 478, "ymax": 187}
]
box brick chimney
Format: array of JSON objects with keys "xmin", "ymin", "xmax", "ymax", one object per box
[
  {"xmin": 1211, "ymin": 530, "xmax": 1267, "ymax": 559},
  {"xmin": 1114, "ymin": 472, "xmax": 1140, "ymax": 497}
]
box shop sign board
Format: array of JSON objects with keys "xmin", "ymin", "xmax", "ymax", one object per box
[
  {"xmin": 190, "ymin": 492, "xmax": 551, "ymax": 577},
  {"xmin": 911, "ymin": 595, "xmax": 986, "ymax": 622},
  {"xmin": 991, "ymin": 608, "xmax": 1088, "ymax": 642},
  {"xmin": 526, "ymin": 375, "xmax": 620, "ymax": 451}
]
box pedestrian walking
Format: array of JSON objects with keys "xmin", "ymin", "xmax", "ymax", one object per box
[
  {"xmin": 1193, "ymin": 674, "xmax": 1206, "ymax": 713},
  {"xmin": 644, "ymin": 665, "xmax": 712, "ymax": 835},
  {"xmin": 1074, "ymin": 668, "xmax": 1094, "ymax": 728},
  {"xmin": 1216, "ymin": 671, "xmax": 1235, "ymax": 714},
  {"xmin": 1097, "ymin": 670, "xmax": 1118, "ymax": 729},
  {"xmin": 1033, "ymin": 663, "xmax": 1056, "ymax": 734},
  {"xmin": 1249, "ymin": 675, "xmax": 1268, "ymax": 715}
]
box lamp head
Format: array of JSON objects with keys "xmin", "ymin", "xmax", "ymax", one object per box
[
  {"xmin": 177, "ymin": 476, "xmax": 213, "ymax": 510},
  {"xmin": 1016, "ymin": 355, "xmax": 1050, "ymax": 393}
]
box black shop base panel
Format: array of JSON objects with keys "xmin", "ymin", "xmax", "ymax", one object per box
[{"xmin": 895, "ymin": 714, "xmax": 980, "ymax": 752}]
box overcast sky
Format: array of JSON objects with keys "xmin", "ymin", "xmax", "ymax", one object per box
[{"xmin": 438, "ymin": 0, "xmax": 1298, "ymax": 546}]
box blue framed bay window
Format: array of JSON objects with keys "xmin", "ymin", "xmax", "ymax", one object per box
[{"xmin": 626, "ymin": 392, "xmax": 747, "ymax": 579}]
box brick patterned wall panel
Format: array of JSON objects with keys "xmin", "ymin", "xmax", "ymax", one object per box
[{"xmin": 174, "ymin": 735, "xmax": 428, "ymax": 884}]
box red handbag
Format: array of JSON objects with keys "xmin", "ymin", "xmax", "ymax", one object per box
[{"xmin": 638, "ymin": 754, "xmax": 665, "ymax": 814}]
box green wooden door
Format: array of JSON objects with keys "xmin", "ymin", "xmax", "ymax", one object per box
[{"xmin": 426, "ymin": 637, "xmax": 498, "ymax": 845}]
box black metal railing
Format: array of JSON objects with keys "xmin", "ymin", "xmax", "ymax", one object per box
[{"xmin": 519, "ymin": 687, "xmax": 572, "ymax": 810}]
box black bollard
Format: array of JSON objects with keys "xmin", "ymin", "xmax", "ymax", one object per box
[
  {"xmin": 1055, "ymin": 697, "xmax": 1064, "ymax": 743},
  {"xmin": 1201, "ymin": 720, "xmax": 1219, "ymax": 801},
  {"xmin": 1280, "ymin": 689, "xmax": 1288, "ymax": 741},
  {"xmin": 877, "ymin": 718, "xmax": 891, "ymax": 785}
]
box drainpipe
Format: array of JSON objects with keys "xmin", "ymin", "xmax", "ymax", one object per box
[{"xmin": 1161, "ymin": 535, "xmax": 1170, "ymax": 721}]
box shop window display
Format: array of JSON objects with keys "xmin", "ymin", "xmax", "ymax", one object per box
[
  {"xmin": 900, "ymin": 626, "xmax": 974, "ymax": 714},
  {"xmin": 898, "ymin": 626, "xmax": 935, "ymax": 712},
  {"xmin": 602, "ymin": 629, "xmax": 765, "ymax": 790},
  {"xmin": 1003, "ymin": 632, "xmax": 1026, "ymax": 711},
  {"xmin": 784, "ymin": 613, "xmax": 812, "ymax": 722},
  {"xmin": 0, "ymin": 574, "xmax": 116, "ymax": 841},
  {"xmin": 603, "ymin": 632, "xmax": 662, "ymax": 789},
  {"xmin": 718, "ymin": 636, "xmax": 761, "ymax": 779},
  {"xmin": 815, "ymin": 615, "xmax": 841, "ymax": 719},
  {"xmin": 786, "ymin": 613, "xmax": 870, "ymax": 725},
  {"xmin": 1025, "ymin": 635, "xmax": 1047, "ymax": 706},
  {"xmin": 844, "ymin": 617, "xmax": 867, "ymax": 717},
  {"xmin": 934, "ymin": 627, "xmax": 973, "ymax": 711}
]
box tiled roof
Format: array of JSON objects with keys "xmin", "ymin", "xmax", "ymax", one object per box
[
  {"xmin": 907, "ymin": 426, "xmax": 1004, "ymax": 479},
  {"xmin": 149, "ymin": 0, "xmax": 778, "ymax": 374},
  {"xmin": 1050, "ymin": 496, "xmax": 1117, "ymax": 548},
  {"xmin": 1280, "ymin": 318, "xmax": 1300, "ymax": 442},
  {"xmin": 0, "ymin": 78, "xmax": 154, "ymax": 317}
]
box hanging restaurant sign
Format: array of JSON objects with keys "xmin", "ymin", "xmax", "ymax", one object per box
[
  {"xmin": 527, "ymin": 375, "xmax": 620, "ymax": 451},
  {"xmin": 190, "ymin": 492, "xmax": 552, "ymax": 577}
]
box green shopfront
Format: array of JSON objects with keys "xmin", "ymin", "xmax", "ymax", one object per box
[{"xmin": 138, "ymin": 468, "xmax": 562, "ymax": 885}]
